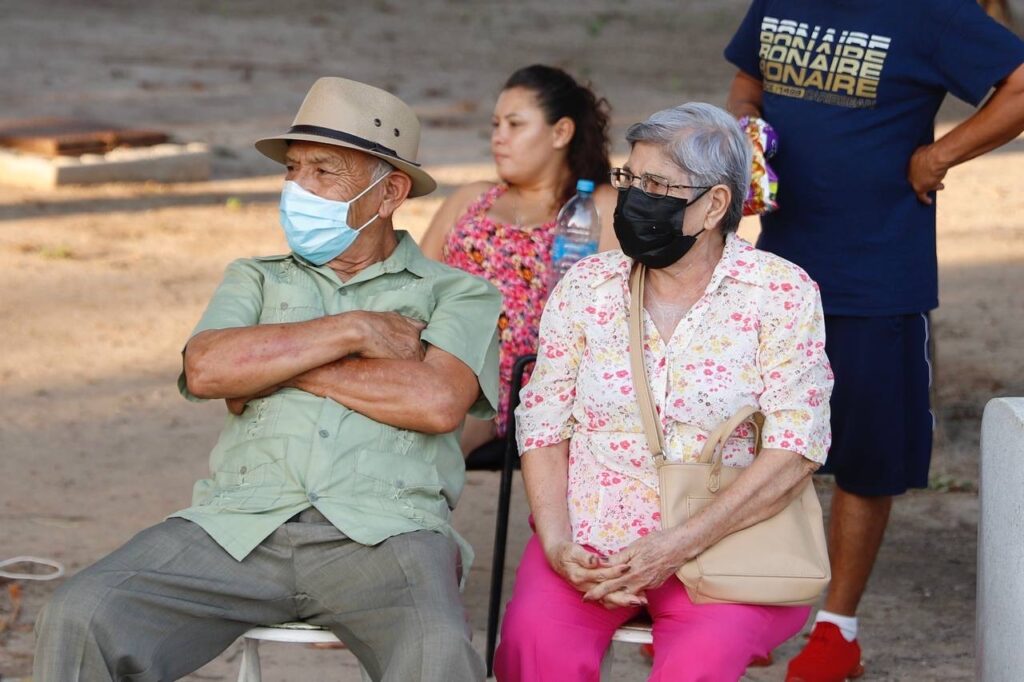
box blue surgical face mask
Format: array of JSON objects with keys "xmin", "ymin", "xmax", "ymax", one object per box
[{"xmin": 279, "ymin": 174, "xmax": 388, "ymax": 265}]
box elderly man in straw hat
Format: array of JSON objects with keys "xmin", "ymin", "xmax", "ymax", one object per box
[{"xmin": 33, "ymin": 78, "xmax": 499, "ymax": 682}]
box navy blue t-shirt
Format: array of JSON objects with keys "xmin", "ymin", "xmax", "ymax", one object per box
[{"xmin": 725, "ymin": 0, "xmax": 1024, "ymax": 315}]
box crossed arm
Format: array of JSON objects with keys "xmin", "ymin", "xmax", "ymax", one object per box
[{"xmin": 184, "ymin": 310, "xmax": 481, "ymax": 434}]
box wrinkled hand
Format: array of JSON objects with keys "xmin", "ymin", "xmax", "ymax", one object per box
[
  {"xmin": 351, "ymin": 311, "xmax": 427, "ymax": 361},
  {"xmin": 225, "ymin": 386, "xmax": 281, "ymax": 415},
  {"xmin": 908, "ymin": 144, "xmax": 948, "ymax": 205},
  {"xmin": 583, "ymin": 529, "xmax": 693, "ymax": 608},
  {"xmin": 544, "ymin": 540, "xmax": 634, "ymax": 597},
  {"xmin": 226, "ymin": 396, "xmax": 249, "ymax": 415}
]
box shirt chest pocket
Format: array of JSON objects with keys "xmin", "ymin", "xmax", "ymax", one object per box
[
  {"xmin": 360, "ymin": 282, "xmax": 436, "ymax": 323},
  {"xmin": 260, "ymin": 286, "xmax": 325, "ymax": 324},
  {"xmin": 355, "ymin": 450, "xmax": 450, "ymax": 520}
]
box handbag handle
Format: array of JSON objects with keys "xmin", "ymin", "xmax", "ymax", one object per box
[
  {"xmin": 697, "ymin": 406, "xmax": 765, "ymax": 492},
  {"xmin": 627, "ymin": 262, "xmax": 764, "ymax": 491}
]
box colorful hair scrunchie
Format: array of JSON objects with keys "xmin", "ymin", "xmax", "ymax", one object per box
[{"xmin": 739, "ymin": 116, "xmax": 779, "ymax": 216}]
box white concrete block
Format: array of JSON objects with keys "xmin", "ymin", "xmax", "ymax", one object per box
[
  {"xmin": 977, "ymin": 397, "xmax": 1024, "ymax": 681},
  {"xmin": 0, "ymin": 142, "xmax": 210, "ymax": 188}
]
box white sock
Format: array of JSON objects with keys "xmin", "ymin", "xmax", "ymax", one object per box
[{"xmin": 814, "ymin": 610, "xmax": 858, "ymax": 642}]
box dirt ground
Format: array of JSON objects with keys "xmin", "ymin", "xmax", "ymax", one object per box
[{"xmin": 1, "ymin": 1, "xmax": 1022, "ymax": 680}]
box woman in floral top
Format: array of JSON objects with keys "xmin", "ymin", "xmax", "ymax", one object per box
[
  {"xmin": 421, "ymin": 65, "xmax": 617, "ymax": 455},
  {"xmin": 494, "ymin": 103, "xmax": 834, "ymax": 682}
]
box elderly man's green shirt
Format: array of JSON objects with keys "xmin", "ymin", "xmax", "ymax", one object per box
[{"xmin": 172, "ymin": 232, "xmax": 501, "ymax": 573}]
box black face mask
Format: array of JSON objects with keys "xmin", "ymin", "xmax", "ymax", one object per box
[{"xmin": 613, "ymin": 186, "xmax": 711, "ymax": 269}]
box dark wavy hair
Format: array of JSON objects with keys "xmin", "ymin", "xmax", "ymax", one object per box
[{"xmin": 503, "ymin": 64, "xmax": 612, "ymax": 205}]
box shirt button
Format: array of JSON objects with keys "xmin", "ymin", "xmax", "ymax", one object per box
[
  {"xmin": 340, "ymin": 289, "xmax": 349, "ymax": 297},
  {"xmin": 318, "ymin": 429, "xmax": 329, "ymax": 438},
  {"xmin": 280, "ymin": 302, "xmax": 289, "ymax": 310},
  {"xmin": 239, "ymin": 466, "xmax": 248, "ymax": 475},
  {"xmin": 395, "ymin": 479, "xmax": 405, "ymax": 488},
  {"xmin": 308, "ymin": 492, "xmax": 319, "ymax": 503}
]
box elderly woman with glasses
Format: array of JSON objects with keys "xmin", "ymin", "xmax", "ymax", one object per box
[{"xmin": 493, "ymin": 103, "xmax": 834, "ymax": 682}]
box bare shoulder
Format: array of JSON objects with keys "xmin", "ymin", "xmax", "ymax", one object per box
[
  {"xmin": 593, "ymin": 184, "xmax": 620, "ymax": 251},
  {"xmin": 446, "ymin": 180, "xmax": 496, "ymax": 212},
  {"xmin": 592, "ymin": 183, "xmax": 617, "ymax": 204},
  {"xmin": 422, "ymin": 181, "xmax": 498, "ymax": 258},
  {"xmin": 592, "ymin": 184, "xmax": 617, "ymax": 215}
]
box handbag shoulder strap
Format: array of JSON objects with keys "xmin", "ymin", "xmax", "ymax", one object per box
[
  {"xmin": 628, "ymin": 263, "xmax": 666, "ymax": 463},
  {"xmin": 628, "ymin": 263, "xmax": 765, "ymax": 481}
]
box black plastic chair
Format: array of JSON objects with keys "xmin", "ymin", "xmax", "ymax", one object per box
[{"xmin": 464, "ymin": 353, "xmax": 535, "ymax": 678}]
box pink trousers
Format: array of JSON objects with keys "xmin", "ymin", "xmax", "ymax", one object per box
[{"xmin": 494, "ymin": 535, "xmax": 810, "ymax": 682}]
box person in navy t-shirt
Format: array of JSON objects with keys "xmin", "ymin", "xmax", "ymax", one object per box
[{"xmin": 724, "ymin": 1, "xmax": 1024, "ymax": 680}]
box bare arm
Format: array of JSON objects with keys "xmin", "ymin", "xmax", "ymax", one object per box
[
  {"xmin": 185, "ymin": 310, "xmax": 425, "ymax": 399},
  {"xmin": 594, "ymin": 184, "xmax": 620, "ymax": 252},
  {"xmin": 584, "ymin": 448, "xmax": 818, "ymax": 605},
  {"xmin": 726, "ymin": 69, "xmax": 764, "ymax": 120},
  {"xmin": 676, "ymin": 448, "xmax": 818, "ymax": 552},
  {"xmin": 522, "ymin": 442, "xmax": 572, "ymax": 552},
  {"xmin": 285, "ymin": 344, "xmax": 482, "ymax": 434},
  {"xmin": 909, "ymin": 62, "xmax": 1024, "ymax": 204},
  {"xmin": 521, "ymin": 442, "xmax": 631, "ymax": 594},
  {"xmin": 419, "ymin": 182, "xmax": 493, "ymax": 260}
]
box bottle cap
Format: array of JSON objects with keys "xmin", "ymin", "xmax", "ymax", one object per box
[{"xmin": 576, "ymin": 179, "xmax": 595, "ymax": 193}]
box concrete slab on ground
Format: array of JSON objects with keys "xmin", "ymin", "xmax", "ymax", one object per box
[{"xmin": 0, "ymin": 143, "xmax": 210, "ymax": 188}]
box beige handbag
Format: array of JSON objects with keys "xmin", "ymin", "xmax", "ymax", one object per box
[{"xmin": 627, "ymin": 263, "xmax": 830, "ymax": 606}]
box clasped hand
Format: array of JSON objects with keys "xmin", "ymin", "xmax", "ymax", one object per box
[
  {"xmin": 349, "ymin": 310, "xmax": 427, "ymax": 362},
  {"xmin": 546, "ymin": 527, "xmax": 694, "ymax": 610}
]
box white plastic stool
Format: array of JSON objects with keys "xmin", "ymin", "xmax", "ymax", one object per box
[
  {"xmin": 600, "ymin": 616, "xmax": 654, "ymax": 680},
  {"xmin": 237, "ymin": 622, "xmax": 372, "ymax": 682}
]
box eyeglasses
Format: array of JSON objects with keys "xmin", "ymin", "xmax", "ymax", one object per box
[{"xmin": 609, "ymin": 167, "xmax": 711, "ymax": 199}]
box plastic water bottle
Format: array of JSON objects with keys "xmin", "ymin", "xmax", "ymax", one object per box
[{"xmin": 547, "ymin": 179, "xmax": 600, "ymax": 290}]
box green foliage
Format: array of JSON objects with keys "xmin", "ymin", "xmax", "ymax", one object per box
[{"xmin": 927, "ymin": 473, "xmax": 977, "ymax": 493}]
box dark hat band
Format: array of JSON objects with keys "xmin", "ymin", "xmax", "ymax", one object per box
[{"xmin": 287, "ymin": 124, "xmax": 421, "ymax": 167}]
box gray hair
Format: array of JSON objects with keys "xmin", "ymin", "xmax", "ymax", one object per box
[
  {"xmin": 369, "ymin": 157, "xmax": 394, "ymax": 182},
  {"xmin": 625, "ymin": 103, "xmax": 751, "ymax": 234}
]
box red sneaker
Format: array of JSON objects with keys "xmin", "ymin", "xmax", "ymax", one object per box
[{"xmin": 786, "ymin": 622, "xmax": 865, "ymax": 682}]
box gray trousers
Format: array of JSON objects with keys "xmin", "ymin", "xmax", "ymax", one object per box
[{"xmin": 33, "ymin": 510, "xmax": 484, "ymax": 682}]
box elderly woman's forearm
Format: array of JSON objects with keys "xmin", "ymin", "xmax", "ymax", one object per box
[
  {"xmin": 680, "ymin": 450, "xmax": 818, "ymax": 559},
  {"xmin": 521, "ymin": 443, "xmax": 573, "ymax": 554}
]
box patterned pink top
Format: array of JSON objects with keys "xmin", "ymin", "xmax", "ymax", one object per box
[
  {"xmin": 515, "ymin": 234, "xmax": 834, "ymax": 555},
  {"xmin": 442, "ymin": 184, "xmax": 557, "ymax": 435}
]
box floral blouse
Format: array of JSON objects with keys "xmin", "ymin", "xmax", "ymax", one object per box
[
  {"xmin": 442, "ymin": 184, "xmax": 556, "ymax": 435},
  {"xmin": 515, "ymin": 234, "xmax": 833, "ymax": 555}
]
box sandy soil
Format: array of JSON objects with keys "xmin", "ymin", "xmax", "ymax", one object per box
[{"xmin": 1, "ymin": 1, "xmax": 1022, "ymax": 680}]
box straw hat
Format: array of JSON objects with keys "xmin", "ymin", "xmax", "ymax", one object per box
[{"xmin": 256, "ymin": 77, "xmax": 436, "ymax": 197}]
